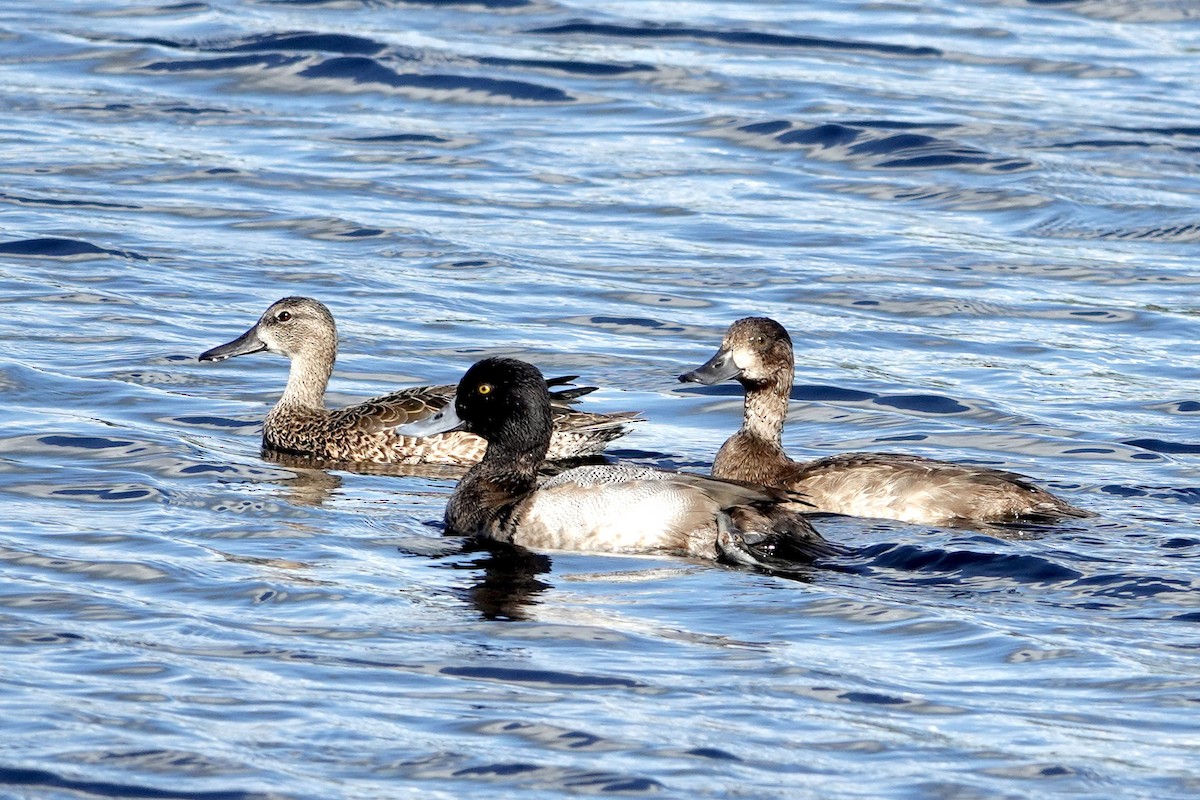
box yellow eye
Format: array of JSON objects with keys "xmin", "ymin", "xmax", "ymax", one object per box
[{"xmin": 477, "ymin": 383, "xmax": 492, "ymax": 395}]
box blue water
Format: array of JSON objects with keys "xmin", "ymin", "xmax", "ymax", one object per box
[{"xmin": 3, "ymin": 0, "xmax": 1200, "ymax": 797}]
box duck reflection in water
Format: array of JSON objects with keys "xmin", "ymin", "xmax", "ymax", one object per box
[{"xmin": 453, "ymin": 539, "xmax": 554, "ymax": 621}]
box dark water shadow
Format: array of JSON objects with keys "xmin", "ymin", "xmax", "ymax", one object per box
[
  {"xmin": 136, "ymin": 41, "xmax": 580, "ymax": 105},
  {"xmin": 124, "ymin": 31, "xmax": 386, "ymax": 56},
  {"xmin": 529, "ymin": 21, "xmax": 941, "ymax": 58},
  {"xmin": 715, "ymin": 118, "xmax": 1032, "ymax": 173},
  {"xmin": 1122, "ymin": 438, "xmax": 1200, "ymax": 455},
  {"xmin": 0, "ymin": 237, "xmax": 146, "ymax": 260},
  {"xmin": 438, "ymin": 539, "xmax": 554, "ymax": 621},
  {"xmin": 0, "ymin": 766, "xmax": 269, "ymax": 800},
  {"xmin": 475, "ymin": 55, "xmax": 656, "ymax": 78},
  {"xmin": 298, "ymin": 57, "xmax": 577, "ymax": 104},
  {"xmin": 0, "ymin": 192, "xmax": 140, "ymax": 211}
]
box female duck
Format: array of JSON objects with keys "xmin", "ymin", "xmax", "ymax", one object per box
[
  {"xmin": 679, "ymin": 317, "xmax": 1087, "ymax": 525},
  {"xmin": 399, "ymin": 357, "xmax": 832, "ymax": 568},
  {"xmin": 199, "ymin": 297, "xmax": 637, "ymax": 465}
]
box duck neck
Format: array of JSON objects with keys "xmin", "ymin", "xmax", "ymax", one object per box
[
  {"xmin": 278, "ymin": 349, "xmax": 333, "ymax": 410},
  {"xmin": 480, "ymin": 448, "xmax": 542, "ymax": 484},
  {"xmin": 738, "ymin": 374, "xmax": 789, "ymax": 446},
  {"xmin": 466, "ymin": 412, "xmax": 552, "ymax": 498},
  {"xmin": 481, "ymin": 431, "xmax": 549, "ymax": 482},
  {"xmin": 449, "ymin": 439, "xmax": 545, "ymax": 538}
]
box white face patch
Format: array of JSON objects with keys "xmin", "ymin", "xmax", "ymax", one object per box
[{"xmin": 730, "ymin": 344, "xmax": 758, "ymax": 372}]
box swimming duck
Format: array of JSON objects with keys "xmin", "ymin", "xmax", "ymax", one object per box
[
  {"xmin": 679, "ymin": 317, "xmax": 1087, "ymax": 525},
  {"xmin": 398, "ymin": 357, "xmax": 833, "ymax": 568},
  {"xmin": 199, "ymin": 297, "xmax": 637, "ymax": 465}
]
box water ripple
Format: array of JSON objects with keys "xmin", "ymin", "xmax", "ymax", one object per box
[
  {"xmin": 4, "ymin": 0, "xmax": 1200, "ymax": 797},
  {"xmin": 0, "ymin": 237, "xmax": 146, "ymax": 260},
  {"xmin": 529, "ymin": 21, "xmax": 942, "ymax": 58},
  {"xmin": 0, "ymin": 767, "xmax": 276, "ymax": 800},
  {"xmin": 713, "ymin": 119, "xmax": 1032, "ymax": 174}
]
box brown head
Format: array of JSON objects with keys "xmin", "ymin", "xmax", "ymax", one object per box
[
  {"xmin": 679, "ymin": 316, "xmax": 795, "ymax": 391},
  {"xmin": 199, "ymin": 296, "xmax": 339, "ymax": 410},
  {"xmin": 199, "ymin": 297, "xmax": 338, "ymax": 367}
]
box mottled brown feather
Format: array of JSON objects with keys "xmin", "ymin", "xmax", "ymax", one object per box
[{"xmin": 200, "ymin": 297, "xmax": 638, "ymax": 467}]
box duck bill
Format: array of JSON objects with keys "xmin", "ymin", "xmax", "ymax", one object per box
[
  {"xmin": 394, "ymin": 400, "xmax": 466, "ymax": 437},
  {"xmin": 678, "ymin": 347, "xmax": 742, "ymax": 385},
  {"xmin": 198, "ymin": 326, "xmax": 267, "ymax": 363}
]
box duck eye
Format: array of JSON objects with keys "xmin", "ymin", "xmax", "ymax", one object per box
[
  {"xmin": 276, "ymin": 311, "xmax": 292, "ymax": 322},
  {"xmin": 477, "ymin": 383, "xmax": 492, "ymax": 396},
  {"xmin": 750, "ymin": 335, "xmax": 765, "ymax": 346}
]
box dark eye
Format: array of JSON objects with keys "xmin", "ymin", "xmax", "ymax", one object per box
[
  {"xmin": 276, "ymin": 311, "xmax": 292, "ymax": 322},
  {"xmin": 750, "ymin": 335, "xmax": 765, "ymax": 346},
  {"xmin": 478, "ymin": 383, "xmax": 492, "ymax": 396}
]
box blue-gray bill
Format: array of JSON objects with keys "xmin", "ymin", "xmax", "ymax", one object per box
[
  {"xmin": 678, "ymin": 347, "xmax": 741, "ymax": 385},
  {"xmin": 394, "ymin": 400, "xmax": 465, "ymax": 437},
  {"xmin": 198, "ymin": 326, "xmax": 267, "ymax": 362}
]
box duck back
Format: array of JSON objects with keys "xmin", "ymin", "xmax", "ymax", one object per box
[
  {"xmin": 263, "ymin": 383, "xmax": 633, "ymax": 465},
  {"xmin": 750, "ymin": 451, "xmax": 1086, "ymax": 525}
]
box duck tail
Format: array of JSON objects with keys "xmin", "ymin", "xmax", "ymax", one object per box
[
  {"xmin": 549, "ymin": 385, "xmax": 598, "ymax": 406},
  {"xmin": 717, "ymin": 505, "xmax": 839, "ymax": 571},
  {"xmin": 546, "ymin": 376, "xmax": 604, "ymax": 407},
  {"xmin": 1044, "ymin": 495, "xmax": 1094, "ymax": 519}
]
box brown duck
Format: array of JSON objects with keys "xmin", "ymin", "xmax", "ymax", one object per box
[
  {"xmin": 199, "ymin": 297, "xmax": 638, "ymax": 465},
  {"xmin": 679, "ymin": 317, "xmax": 1087, "ymax": 525}
]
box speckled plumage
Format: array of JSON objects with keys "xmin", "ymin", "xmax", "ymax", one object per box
[
  {"xmin": 680, "ymin": 317, "xmax": 1088, "ymax": 525},
  {"xmin": 199, "ymin": 297, "xmax": 638, "ymax": 466},
  {"xmin": 428, "ymin": 357, "xmax": 832, "ymax": 569}
]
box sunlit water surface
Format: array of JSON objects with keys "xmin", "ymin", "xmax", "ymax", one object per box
[{"xmin": 2, "ymin": 0, "xmax": 1199, "ymax": 797}]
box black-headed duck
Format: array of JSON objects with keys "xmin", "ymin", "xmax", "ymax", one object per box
[
  {"xmin": 199, "ymin": 297, "xmax": 637, "ymax": 465},
  {"xmin": 399, "ymin": 357, "xmax": 833, "ymax": 567},
  {"xmin": 679, "ymin": 317, "xmax": 1087, "ymax": 525}
]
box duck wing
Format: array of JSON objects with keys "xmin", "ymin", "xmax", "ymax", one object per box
[
  {"xmin": 789, "ymin": 452, "xmax": 1088, "ymax": 522},
  {"xmin": 719, "ymin": 501, "xmax": 838, "ymax": 568},
  {"xmin": 333, "ymin": 385, "xmax": 457, "ymax": 434}
]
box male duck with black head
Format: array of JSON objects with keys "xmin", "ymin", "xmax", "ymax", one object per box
[
  {"xmin": 199, "ymin": 297, "xmax": 638, "ymax": 465},
  {"xmin": 680, "ymin": 317, "xmax": 1088, "ymax": 525},
  {"xmin": 399, "ymin": 357, "xmax": 833, "ymax": 568}
]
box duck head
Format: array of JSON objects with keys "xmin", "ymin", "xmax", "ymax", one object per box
[
  {"xmin": 397, "ymin": 357, "xmax": 554, "ymax": 455},
  {"xmin": 199, "ymin": 296, "xmax": 337, "ymax": 364},
  {"xmin": 679, "ymin": 317, "xmax": 794, "ymax": 389}
]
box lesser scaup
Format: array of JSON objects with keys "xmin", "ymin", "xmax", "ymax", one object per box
[
  {"xmin": 400, "ymin": 356, "xmax": 833, "ymax": 567},
  {"xmin": 679, "ymin": 317, "xmax": 1087, "ymax": 524}
]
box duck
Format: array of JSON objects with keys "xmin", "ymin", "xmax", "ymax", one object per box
[
  {"xmin": 198, "ymin": 297, "xmax": 638, "ymax": 465},
  {"xmin": 397, "ymin": 356, "xmax": 833, "ymax": 568},
  {"xmin": 678, "ymin": 317, "xmax": 1088, "ymax": 525}
]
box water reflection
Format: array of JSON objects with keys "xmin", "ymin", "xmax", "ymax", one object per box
[
  {"xmin": 263, "ymin": 449, "xmax": 469, "ymax": 506},
  {"xmin": 451, "ymin": 540, "xmax": 553, "ymax": 622}
]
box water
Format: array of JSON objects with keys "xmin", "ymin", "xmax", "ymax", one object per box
[{"xmin": 2, "ymin": 0, "xmax": 1199, "ymax": 797}]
